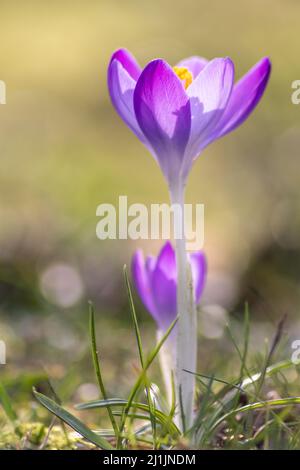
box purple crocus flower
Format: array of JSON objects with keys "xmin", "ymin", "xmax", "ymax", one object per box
[
  {"xmin": 109, "ymin": 48, "xmax": 270, "ymax": 427},
  {"xmin": 131, "ymin": 241, "xmax": 206, "ymax": 332},
  {"xmin": 108, "ymin": 48, "xmax": 271, "ymax": 188}
]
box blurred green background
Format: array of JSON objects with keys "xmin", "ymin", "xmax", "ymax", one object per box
[{"xmin": 0, "ymin": 0, "xmax": 300, "ymax": 404}]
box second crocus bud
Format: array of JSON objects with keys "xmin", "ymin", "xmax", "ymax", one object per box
[{"xmin": 131, "ymin": 242, "xmax": 206, "ymax": 403}]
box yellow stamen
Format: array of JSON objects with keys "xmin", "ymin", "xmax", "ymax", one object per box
[{"xmin": 173, "ymin": 66, "xmax": 193, "ymax": 89}]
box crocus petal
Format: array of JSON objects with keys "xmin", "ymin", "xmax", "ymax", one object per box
[
  {"xmin": 108, "ymin": 57, "xmax": 146, "ymax": 143},
  {"xmin": 213, "ymin": 57, "xmax": 271, "ymax": 140},
  {"xmin": 182, "ymin": 58, "xmax": 234, "ymax": 177},
  {"xmin": 150, "ymin": 242, "xmax": 177, "ymax": 330},
  {"xmin": 142, "ymin": 243, "xmax": 176, "ymax": 330},
  {"xmin": 155, "ymin": 241, "xmax": 176, "ymax": 280},
  {"xmin": 189, "ymin": 252, "xmax": 207, "ymax": 303},
  {"xmin": 145, "ymin": 254, "xmax": 156, "ymax": 275},
  {"xmin": 134, "ymin": 59, "xmax": 191, "ymax": 186},
  {"xmin": 176, "ymin": 56, "xmax": 208, "ymax": 79},
  {"xmin": 132, "ymin": 242, "xmax": 207, "ymax": 332},
  {"xmin": 151, "ymin": 266, "xmax": 177, "ymax": 331},
  {"xmin": 131, "ymin": 250, "xmax": 157, "ymax": 319},
  {"xmin": 110, "ymin": 48, "xmax": 141, "ymax": 81}
]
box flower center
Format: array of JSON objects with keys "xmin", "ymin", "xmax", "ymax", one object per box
[{"xmin": 173, "ymin": 66, "xmax": 193, "ymax": 89}]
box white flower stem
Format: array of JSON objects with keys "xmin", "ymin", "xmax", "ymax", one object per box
[
  {"xmin": 170, "ymin": 183, "xmax": 197, "ymax": 431},
  {"xmin": 157, "ymin": 330, "xmax": 175, "ymax": 406}
]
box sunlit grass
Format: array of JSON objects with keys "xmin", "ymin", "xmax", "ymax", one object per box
[{"xmin": 0, "ymin": 272, "xmax": 298, "ymax": 450}]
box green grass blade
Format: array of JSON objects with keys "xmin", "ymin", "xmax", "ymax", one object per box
[
  {"xmin": 192, "ymin": 374, "xmax": 215, "ymax": 434},
  {"xmin": 226, "ymin": 321, "xmax": 254, "ymax": 390},
  {"xmin": 0, "ymin": 380, "xmax": 17, "ymax": 423},
  {"xmin": 241, "ymin": 359, "xmax": 296, "ymax": 388},
  {"xmin": 123, "ymin": 266, "xmax": 144, "ymax": 367},
  {"xmin": 239, "ymin": 302, "xmax": 250, "ymax": 381},
  {"xmin": 89, "ymin": 302, "xmax": 119, "ymax": 438},
  {"xmin": 77, "ymin": 398, "xmax": 127, "ymax": 409},
  {"xmin": 145, "ymin": 317, "xmax": 178, "ymax": 368},
  {"xmin": 33, "ymin": 388, "xmax": 113, "ymax": 449},
  {"xmin": 209, "ymin": 396, "xmax": 300, "ymax": 436},
  {"xmin": 184, "ymin": 370, "xmax": 245, "ymax": 393},
  {"xmin": 170, "ymin": 371, "xmax": 176, "ymax": 419},
  {"xmin": 256, "ymin": 314, "xmax": 287, "ymax": 396},
  {"xmin": 123, "ymin": 265, "xmax": 156, "ymax": 447},
  {"xmin": 195, "ymin": 359, "xmax": 298, "ymax": 445},
  {"xmin": 117, "ymin": 316, "xmax": 179, "ymax": 444},
  {"xmin": 76, "ymin": 398, "xmax": 180, "ymax": 436},
  {"xmin": 75, "ymin": 316, "xmax": 178, "ymax": 448}
]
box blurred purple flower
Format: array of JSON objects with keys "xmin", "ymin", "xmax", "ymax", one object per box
[
  {"xmin": 131, "ymin": 242, "xmax": 206, "ymax": 332},
  {"xmin": 108, "ymin": 49, "xmax": 271, "ymax": 188}
]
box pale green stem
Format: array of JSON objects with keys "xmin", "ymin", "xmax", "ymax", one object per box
[
  {"xmin": 170, "ymin": 183, "xmax": 197, "ymax": 431},
  {"xmin": 156, "ymin": 330, "xmax": 175, "ymax": 406}
]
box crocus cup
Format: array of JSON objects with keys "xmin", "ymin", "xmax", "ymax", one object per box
[
  {"xmin": 132, "ymin": 241, "xmax": 206, "ymax": 333},
  {"xmin": 132, "ymin": 241, "xmax": 206, "ymax": 403},
  {"xmin": 108, "ymin": 48, "xmax": 271, "ymax": 190}
]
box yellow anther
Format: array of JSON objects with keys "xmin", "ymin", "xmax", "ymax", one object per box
[{"xmin": 173, "ymin": 66, "xmax": 193, "ymax": 89}]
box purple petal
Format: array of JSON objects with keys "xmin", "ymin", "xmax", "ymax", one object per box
[
  {"xmin": 213, "ymin": 57, "xmax": 271, "ymax": 139},
  {"xmin": 155, "ymin": 241, "xmax": 176, "ymax": 280},
  {"xmin": 189, "ymin": 252, "xmax": 207, "ymax": 303},
  {"xmin": 134, "ymin": 59, "xmax": 191, "ymax": 185},
  {"xmin": 107, "ymin": 57, "xmax": 147, "ymax": 144},
  {"xmin": 182, "ymin": 58, "xmax": 234, "ymax": 176},
  {"xmin": 151, "ymin": 260, "xmax": 177, "ymax": 331},
  {"xmin": 176, "ymin": 56, "xmax": 208, "ymax": 79},
  {"xmin": 131, "ymin": 250, "xmax": 157, "ymax": 320},
  {"xmin": 132, "ymin": 242, "xmax": 207, "ymax": 332},
  {"xmin": 110, "ymin": 48, "xmax": 141, "ymax": 81},
  {"xmin": 145, "ymin": 255, "xmax": 156, "ymax": 275}
]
